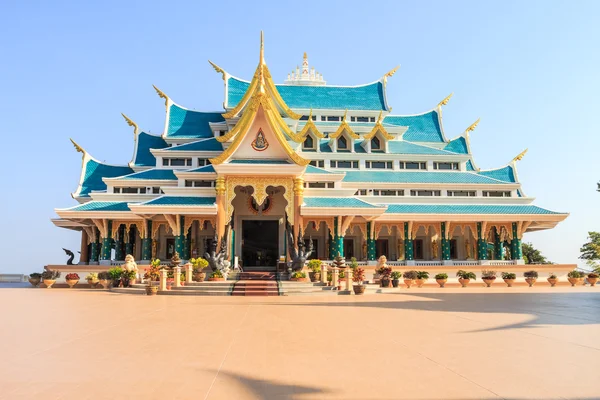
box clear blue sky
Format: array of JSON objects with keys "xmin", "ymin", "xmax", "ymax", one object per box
[{"xmin": 1, "ymin": 0, "xmax": 598, "ymax": 273}]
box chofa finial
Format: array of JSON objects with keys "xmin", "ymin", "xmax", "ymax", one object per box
[
  {"xmin": 152, "ymin": 85, "xmax": 168, "ymax": 106},
  {"xmin": 208, "ymin": 60, "xmax": 226, "ymax": 80},
  {"xmin": 121, "ymin": 113, "xmax": 139, "ymax": 138},
  {"xmin": 69, "ymin": 138, "xmax": 85, "ymax": 155},
  {"xmin": 466, "ymin": 118, "xmax": 480, "ymax": 132},
  {"xmin": 513, "ymin": 148, "xmax": 528, "ymax": 162},
  {"xmin": 438, "ymin": 93, "xmax": 454, "ymax": 107}
]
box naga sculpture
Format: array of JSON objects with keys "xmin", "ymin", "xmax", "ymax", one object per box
[
  {"xmin": 286, "ymin": 221, "xmax": 313, "ymax": 272},
  {"xmin": 204, "ymin": 228, "xmax": 230, "ymax": 278},
  {"xmin": 62, "ymin": 248, "xmax": 77, "ymax": 265}
]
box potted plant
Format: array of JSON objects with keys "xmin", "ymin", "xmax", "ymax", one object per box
[
  {"xmin": 208, "ymin": 270, "xmax": 225, "ymax": 281},
  {"xmin": 145, "ymin": 278, "xmax": 158, "ymax": 295},
  {"xmin": 122, "ymin": 270, "xmax": 137, "ymax": 288},
  {"xmin": 501, "ymin": 272, "xmax": 516, "ymax": 287},
  {"xmin": 403, "ymin": 270, "xmax": 418, "ymax": 288},
  {"xmin": 337, "ymin": 269, "xmax": 345, "ymax": 290},
  {"xmin": 143, "ymin": 260, "xmax": 161, "ymax": 282},
  {"xmin": 415, "ymin": 271, "xmax": 429, "ymax": 288},
  {"xmin": 327, "ymin": 270, "xmax": 333, "ymax": 286},
  {"xmin": 481, "ymin": 270, "xmax": 497, "ymax": 287},
  {"xmin": 524, "ymin": 270, "xmax": 538, "ymax": 287},
  {"xmin": 290, "ymin": 271, "xmax": 307, "ymax": 282},
  {"xmin": 349, "ymin": 257, "xmax": 359, "ymax": 269},
  {"xmin": 190, "ymin": 257, "xmax": 208, "ymax": 282},
  {"xmin": 28, "ymin": 272, "xmax": 42, "ymax": 287},
  {"xmin": 41, "ymin": 270, "xmax": 61, "ymax": 288},
  {"xmin": 435, "ymin": 273, "xmax": 448, "ymax": 288},
  {"xmin": 65, "ymin": 273, "xmax": 80, "ymax": 288},
  {"xmin": 390, "ymin": 271, "xmax": 402, "ymax": 288},
  {"xmin": 108, "ymin": 267, "xmax": 123, "ymax": 288},
  {"xmin": 588, "ymin": 272, "xmax": 599, "ymax": 287},
  {"xmin": 352, "ymin": 267, "xmax": 366, "ymax": 294},
  {"xmin": 547, "ymin": 272, "xmax": 558, "ymax": 287},
  {"xmin": 567, "ymin": 270, "xmax": 581, "ymax": 286},
  {"xmin": 98, "ymin": 271, "xmax": 110, "ymax": 288},
  {"xmin": 86, "ymin": 272, "xmax": 99, "ymax": 288},
  {"xmin": 379, "ymin": 267, "xmax": 392, "ymax": 288},
  {"xmin": 456, "ymin": 270, "xmax": 476, "ymax": 287},
  {"xmin": 307, "ymin": 259, "xmax": 322, "ymax": 282}
]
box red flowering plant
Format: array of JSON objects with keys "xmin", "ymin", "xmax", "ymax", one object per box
[
  {"xmin": 378, "ymin": 267, "xmax": 392, "ymax": 279},
  {"xmin": 143, "ymin": 261, "xmax": 161, "ymax": 281},
  {"xmin": 352, "ymin": 267, "xmax": 365, "ymax": 286},
  {"xmin": 65, "ymin": 273, "xmax": 80, "ymax": 280}
]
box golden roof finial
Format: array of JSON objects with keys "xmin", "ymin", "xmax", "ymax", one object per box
[
  {"xmin": 513, "ymin": 148, "xmax": 528, "ymax": 162},
  {"xmin": 208, "ymin": 60, "xmax": 226, "ymax": 80},
  {"xmin": 377, "ymin": 110, "xmax": 383, "ymax": 124},
  {"xmin": 303, "ymin": 52, "xmax": 307, "ymax": 59},
  {"xmin": 121, "ymin": 113, "xmax": 139, "ymax": 138},
  {"xmin": 343, "ymin": 109, "xmax": 348, "ymax": 122},
  {"xmin": 308, "ymin": 108, "xmax": 313, "ymax": 119},
  {"xmin": 466, "ymin": 118, "xmax": 480, "ymax": 132},
  {"xmin": 152, "ymin": 85, "xmax": 168, "ymax": 106},
  {"xmin": 259, "ymin": 31, "xmax": 264, "ymax": 64},
  {"xmin": 438, "ymin": 93, "xmax": 454, "ymax": 107},
  {"xmin": 384, "ymin": 66, "xmax": 400, "ymax": 78},
  {"xmin": 70, "ymin": 138, "xmax": 85, "ymax": 155}
]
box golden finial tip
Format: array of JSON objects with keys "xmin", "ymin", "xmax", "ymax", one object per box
[
  {"xmin": 70, "ymin": 138, "xmax": 85, "ymax": 154},
  {"xmin": 343, "ymin": 109, "xmax": 348, "ymax": 121},
  {"xmin": 513, "ymin": 148, "xmax": 528, "ymax": 162},
  {"xmin": 259, "ymin": 31, "xmax": 264, "ymax": 63},
  {"xmin": 384, "ymin": 66, "xmax": 400, "ymax": 78},
  {"xmin": 303, "ymin": 52, "xmax": 307, "ymax": 59},
  {"xmin": 438, "ymin": 92, "xmax": 454, "ymax": 107},
  {"xmin": 377, "ymin": 110, "xmax": 383, "ymax": 124},
  {"xmin": 466, "ymin": 118, "xmax": 480, "ymax": 132}
]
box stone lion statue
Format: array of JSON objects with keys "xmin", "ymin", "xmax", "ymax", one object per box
[
  {"xmin": 376, "ymin": 255, "xmax": 387, "ymax": 268},
  {"xmin": 123, "ymin": 254, "xmax": 138, "ymax": 274}
]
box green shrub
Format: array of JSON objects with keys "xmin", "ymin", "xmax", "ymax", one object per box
[
  {"xmin": 416, "ymin": 271, "xmax": 430, "ymax": 280},
  {"xmin": 403, "ymin": 270, "xmax": 418, "ymax": 280},
  {"xmin": 29, "ymin": 272, "xmax": 42, "ymax": 279},
  {"xmin": 435, "ymin": 273, "xmax": 448, "ymax": 280},
  {"xmin": 390, "ymin": 271, "xmax": 402, "ymax": 280},
  {"xmin": 291, "ymin": 271, "xmax": 306, "ymax": 279},
  {"xmin": 524, "ymin": 270, "xmax": 539, "ymax": 279},
  {"xmin": 567, "ymin": 270, "xmax": 581, "ymax": 278},
  {"xmin": 307, "ymin": 259, "xmax": 322, "ymax": 272},
  {"xmin": 456, "ymin": 270, "xmax": 476, "ymax": 280},
  {"xmin": 41, "ymin": 270, "xmax": 61, "ymax": 280},
  {"xmin": 501, "ymin": 272, "xmax": 516, "ymax": 280},
  {"xmin": 108, "ymin": 267, "xmax": 123, "ymax": 281}
]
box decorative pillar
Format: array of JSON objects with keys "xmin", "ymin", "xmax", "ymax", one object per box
[
  {"xmin": 175, "ymin": 215, "xmax": 185, "ymax": 256},
  {"xmin": 328, "ymin": 233, "xmax": 336, "ymax": 260},
  {"xmin": 321, "ymin": 263, "xmax": 328, "ymax": 284},
  {"xmin": 90, "ymin": 228, "xmax": 100, "ymax": 262},
  {"xmin": 404, "ymin": 222, "xmax": 414, "ymax": 261},
  {"xmin": 477, "ymin": 222, "xmax": 488, "ymax": 260},
  {"xmin": 125, "ymin": 226, "xmax": 134, "ymax": 256},
  {"xmin": 345, "ymin": 268, "xmax": 352, "ymax": 291},
  {"xmin": 215, "ymin": 176, "xmax": 227, "ymax": 244},
  {"xmin": 493, "ymin": 227, "xmax": 504, "ymax": 260},
  {"xmin": 114, "ymin": 224, "xmax": 125, "ymax": 261},
  {"xmin": 185, "ymin": 262, "xmax": 193, "ymax": 284},
  {"xmin": 366, "ymin": 221, "xmax": 376, "ymax": 261},
  {"xmin": 293, "ymin": 177, "xmax": 304, "ymax": 244},
  {"xmin": 332, "ymin": 266, "xmax": 338, "ymax": 287},
  {"xmin": 173, "ymin": 265, "xmax": 182, "ymax": 288},
  {"xmin": 100, "ymin": 220, "xmax": 113, "ymax": 261},
  {"xmin": 511, "ymin": 222, "xmax": 523, "ymax": 260},
  {"xmin": 80, "ymin": 229, "xmax": 89, "ymax": 264},
  {"xmin": 441, "ymin": 222, "xmax": 450, "ymax": 260},
  {"xmin": 184, "ymin": 227, "xmax": 191, "ymax": 260},
  {"xmin": 141, "ymin": 220, "xmax": 153, "ymax": 261},
  {"xmin": 159, "ymin": 268, "xmax": 168, "ymax": 291}
]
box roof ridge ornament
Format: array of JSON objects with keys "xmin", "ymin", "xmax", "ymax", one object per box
[
  {"xmin": 152, "ymin": 85, "xmax": 168, "ymax": 106},
  {"xmin": 208, "ymin": 60, "xmax": 226, "ymax": 80},
  {"xmin": 382, "ymin": 66, "xmax": 400, "ymax": 88},
  {"xmin": 70, "ymin": 138, "xmax": 85, "ymax": 155},
  {"xmin": 513, "ymin": 148, "xmax": 528, "ymax": 162},
  {"xmin": 466, "ymin": 118, "xmax": 480, "ymax": 133},
  {"xmin": 259, "ymin": 30, "xmax": 264, "ymax": 65},
  {"xmin": 438, "ymin": 93, "xmax": 454, "ymax": 107},
  {"xmin": 121, "ymin": 113, "xmax": 139, "ymax": 138}
]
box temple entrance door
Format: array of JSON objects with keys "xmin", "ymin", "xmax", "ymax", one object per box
[{"xmin": 241, "ymin": 220, "xmax": 279, "ymax": 269}]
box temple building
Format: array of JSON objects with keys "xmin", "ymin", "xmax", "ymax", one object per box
[{"xmin": 52, "ymin": 33, "xmax": 568, "ymax": 269}]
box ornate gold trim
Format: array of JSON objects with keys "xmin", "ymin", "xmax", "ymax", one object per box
[
  {"xmin": 438, "ymin": 93, "xmax": 454, "ymax": 107},
  {"xmin": 466, "ymin": 118, "xmax": 480, "ymax": 133},
  {"xmin": 293, "ymin": 109, "xmax": 324, "ymax": 142},
  {"xmin": 152, "ymin": 85, "xmax": 168, "ymax": 106},
  {"xmin": 208, "ymin": 60, "xmax": 226, "ymax": 80},
  {"xmin": 121, "ymin": 113, "xmax": 139, "ymax": 138},
  {"xmin": 364, "ymin": 111, "xmax": 394, "ymax": 141},
  {"xmin": 329, "ymin": 113, "xmax": 360, "ymax": 140},
  {"xmin": 70, "ymin": 138, "xmax": 85, "ymax": 155},
  {"xmin": 513, "ymin": 148, "xmax": 528, "ymax": 162}
]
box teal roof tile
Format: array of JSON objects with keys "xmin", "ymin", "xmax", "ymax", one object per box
[
  {"xmin": 68, "ymin": 201, "xmax": 132, "ymax": 212},
  {"xmin": 342, "ymin": 171, "xmax": 508, "ymax": 184},
  {"xmin": 387, "ymin": 141, "xmax": 454, "ymax": 155},
  {"xmin": 384, "ymin": 110, "xmax": 444, "ymax": 142},
  {"xmin": 133, "ymin": 132, "xmax": 168, "ymax": 167},
  {"xmin": 116, "ymin": 169, "xmax": 177, "ymax": 181},
  {"xmin": 319, "ymin": 139, "xmax": 332, "ymax": 153},
  {"xmin": 305, "ymin": 165, "xmax": 333, "ymax": 174},
  {"xmin": 303, "ymin": 197, "xmax": 384, "ymax": 208},
  {"xmin": 384, "ymin": 204, "xmax": 562, "ymax": 215},
  {"xmin": 479, "ymin": 165, "xmax": 517, "ymax": 183},
  {"xmin": 167, "ymin": 104, "xmax": 225, "ymax": 138},
  {"xmin": 164, "ymin": 138, "xmax": 223, "ymax": 152},
  {"xmin": 76, "ymin": 159, "xmax": 133, "ymax": 197},
  {"xmin": 444, "ymin": 136, "xmax": 469, "ymax": 154},
  {"xmin": 227, "ymin": 77, "xmax": 387, "ymax": 111},
  {"xmin": 465, "ymin": 160, "xmax": 476, "ymax": 171},
  {"xmin": 229, "ymin": 159, "xmax": 291, "ymax": 164},
  {"xmin": 143, "ymin": 196, "xmax": 216, "ymax": 206},
  {"xmin": 187, "ymin": 165, "xmax": 215, "ymax": 173}
]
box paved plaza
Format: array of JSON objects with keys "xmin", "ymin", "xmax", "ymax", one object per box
[{"xmin": 1, "ymin": 285, "xmax": 599, "ymax": 399}]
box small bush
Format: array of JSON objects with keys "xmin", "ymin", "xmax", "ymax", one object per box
[
  {"xmin": 588, "ymin": 272, "xmax": 599, "ymax": 279},
  {"xmin": 524, "ymin": 270, "xmax": 539, "ymax": 279},
  {"xmin": 501, "ymin": 272, "xmax": 516, "ymax": 280},
  {"xmin": 456, "ymin": 270, "xmax": 476, "ymax": 280},
  {"xmin": 98, "ymin": 271, "xmax": 110, "ymax": 280},
  {"xmin": 390, "ymin": 271, "xmax": 402, "ymax": 280},
  {"xmin": 211, "ymin": 270, "xmax": 224, "ymax": 278},
  {"xmin": 567, "ymin": 270, "xmax": 581, "ymax": 278},
  {"xmin": 416, "ymin": 271, "xmax": 430, "ymax": 280},
  {"xmin": 352, "ymin": 267, "xmax": 365, "ymax": 284},
  {"xmin": 307, "ymin": 259, "xmax": 322, "ymax": 272},
  {"xmin": 65, "ymin": 273, "xmax": 80, "ymax": 280},
  {"xmin": 41, "ymin": 270, "xmax": 61, "ymax": 280},
  {"xmin": 29, "ymin": 272, "xmax": 42, "ymax": 279},
  {"xmin": 291, "ymin": 271, "xmax": 306, "ymax": 279},
  {"xmin": 86, "ymin": 272, "xmax": 98, "ymax": 280},
  {"xmin": 481, "ymin": 270, "xmax": 497, "ymax": 279},
  {"xmin": 548, "ymin": 272, "xmax": 557, "ymax": 279},
  {"xmin": 108, "ymin": 267, "xmax": 123, "ymax": 281},
  {"xmin": 435, "ymin": 273, "xmax": 448, "ymax": 280},
  {"xmin": 403, "ymin": 270, "xmax": 418, "ymax": 280}
]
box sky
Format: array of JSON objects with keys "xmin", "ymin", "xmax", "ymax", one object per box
[{"xmin": 1, "ymin": 0, "xmax": 598, "ymax": 273}]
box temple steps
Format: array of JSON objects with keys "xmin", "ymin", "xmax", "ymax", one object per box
[{"xmin": 231, "ymin": 281, "xmax": 280, "ymax": 296}]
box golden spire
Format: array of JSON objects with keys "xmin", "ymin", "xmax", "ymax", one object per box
[
  {"xmin": 259, "ymin": 30, "xmax": 264, "ymax": 65},
  {"xmin": 121, "ymin": 113, "xmax": 139, "ymax": 137},
  {"xmin": 303, "ymin": 51, "xmax": 307, "ymax": 60},
  {"xmin": 377, "ymin": 110, "xmax": 383, "ymax": 124},
  {"xmin": 382, "ymin": 66, "xmax": 400, "ymax": 88},
  {"xmin": 364, "ymin": 110, "xmax": 393, "ymax": 140},
  {"xmin": 70, "ymin": 138, "xmax": 85, "ymax": 155},
  {"xmin": 466, "ymin": 118, "xmax": 480, "ymax": 132},
  {"xmin": 342, "ymin": 109, "xmax": 348, "ymax": 122},
  {"xmin": 308, "ymin": 108, "xmax": 313, "ymax": 119},
  {"xmin": 208, "ymin": 60, "xmax": 226, "ymax": 80},
  {"xmin": 438, "ymin": 93, "xmax": 454, "ymax": 107},
  {"xmin": 152, "ymin": 84, "xmax": 168, "ymax": 106},
  {"xmin": 513, "ymin": 148, "xmax": 528, "ymax": 162}
]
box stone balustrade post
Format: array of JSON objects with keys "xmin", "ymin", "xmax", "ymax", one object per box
[
  {"xmin": 174, "ymin": 266, "xmax": 182, "ymax": 287},
  {"xmin": 185, "ymin": 263, "xmax": 193, "ymax": 284},
  {"xmin": 321, "ymin": 264, "xmax": 327, "ymax": 284},
  {"xmin": 345, "ymin": 268, "xmax": 352, "ymax": 291},
  {"xmin": 332, "ymin": 267, "xmax": 338, "ymax": 287},
  {"xmin": 159, "ymin": 268, "xmax": 168, "ymax": 292}
]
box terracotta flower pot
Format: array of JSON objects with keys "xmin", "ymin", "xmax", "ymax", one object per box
[
  {"xmin": 588, "ymin": 277, "xmax": 598, "ymax": 287},
  {"xmin": 309, "ymin": 272, "xmax": 321, "ymax": 282},
  {"xmin": 415, "ymin": 278, "xmax": 426, "ymax": 288},
  {"xmin": 66, "ymin": 279, "xmax": 79, "ymax": 288},
  {"xmin": 87, "ymin": 279, "xmax": 99, "ymax": 288},
  {"xmin": 208, "ymin": 277, "xmax": 225, "ymax": 281},
  {"xmin": 404, "ymin": 279, "xmax": 414, "ymax": 289},
  {"xmin": 568, "ymin": 277, "xmax": 579, "ymax": 287},
  {"xmin": 579, "ymin": 277, "xmax": 585, "ymax": 286},
  {"xmin": 380, "ymin": 278, "xmax": 390, "ymax": 288},
  {"xmin": 525, "ymin": 278, "xmax": 536, "ymax": 287},
  {"xmin": 436, "ymin": 278, "xmax": 447, "ymax": 288},
  {"xmin": 458, "ymin": 278, "xmax": 470, "ymax": 288},
  {"xmin": 503, "ymin": 278, "xmax": 515, "ymax": 287},
  {"xmin": 353, "ymin": 285, "xmax": 365, "ymax": 295},
  {"xmin": 547, "ymin": 278, "xmax": 558, "ymax": 287},
  {"xmin": 146, "ymin": 286, "xmax": 158, "ymax": 296},
  {"xmin": 43, "ymin": 279, "xmax": 56, "ymax": 288},
  {"xmin": 482, "ymin": 278, "xmax": 495, "ymax": 287},
  {"xmin": 28, "ymin": 278, "xmax": 40, "ymax": 287},
  {"xmin": 193, "ymin": 272, "xmax": 206, "ymax": 282},
  {"xmin": 99, "ymin": 279, "xmax": 110, "ymax": 289}
]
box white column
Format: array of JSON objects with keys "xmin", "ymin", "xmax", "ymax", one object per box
[
  {"xmin": 185, "ymin": 262, "xmax": 193, "ymax": 284},
  {"xmin": 174, "ymin": 266, "xmax": 182, "ymax": 287},
  {"xmin": 345, "ymin": 268, "xmax": 352, "ymax": 291},
  {"xmin": 159, "ymin": 268, "xmax": 168, "ymax": 292}
]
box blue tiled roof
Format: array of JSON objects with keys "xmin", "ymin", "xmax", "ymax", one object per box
[
  {"xmin": 143, "ymin": 196, "xmax": 216, "ymax": 206},
  {"xmin": 384, "ymin": 204, "xmax": 562, "ymax": 215},
  {"xmin": 167, "ymin": 104, "xmax": 225, "ymax": 138},
  {"xmin": 342, "ymin": 171, "xmax": 508, "ymax": 184},
  {"xmin": 227, "ymin": 77, "xmax": 388, "ymax": 111},
  {"xmin": 305, "ymin": 165, "xmax": 333, "ymax": 174},
  {"xmin": 133, "ymin": 132, "xmax": 168, "ymax": 167},
  {"xmin": 68, "ymin": 201, "xmax": 132, "ymax": 212},
  {"xmin": 76, "ymin": 159, "xmax": 133, "ymax": 197},
  {"xmin": 388, "ymin": 141, "xmax": 454, "ymax": 155},
  {"xmin": 116, "ymin": 169, "xmax": 177, "ymax": 181},
  {"xmin": 164, "ymin": 138, "xmax": 223, "ymax": 152},
  {"xmin": 186, "ymin": 165, "xmax": 215, "ymax": 173},
  {"xmin": 319, "ymin": 139, "xmax": 332, "ymax": 153},
  {"xmin": 384, "ymin": 110, "xmax": 444, "ymax": 142},
  {"xmin": 479, "ymin": 165, "xmax": 517, "ymax": 183},
  {"xmin": 465, "ymin": 160, "xmax": 476, "ymax": 171},
  {"xmin": 303, "ymin": 197, "xmax": 384, "ymax": 208},
  {"xmin": 229, "ymin": 159, "xmax": 290, "ymax": 164},
  {"xmin": 444, "ymin": 136, "xmax": 469, "ymax": 154}
]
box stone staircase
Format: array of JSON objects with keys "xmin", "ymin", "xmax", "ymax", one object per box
[{"xmin": 230, "ymin": 271, "xmax": 279, "ymax": 296}]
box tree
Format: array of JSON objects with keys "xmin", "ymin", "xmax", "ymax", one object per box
[
  {"xmin": 579, "ymin": 231, "xmax": 600, "ymax": 271},
  {"xmin": 522, "ymin": 242, "xmax": 552, "ymax": 264}
]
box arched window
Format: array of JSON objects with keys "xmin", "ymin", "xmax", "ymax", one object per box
[
  {"xmin": 303, "ymin": 135, "xmax": 314, "ymax": 150},
  {"xmin": 372, "ymin": 136, "xmax": 381, "ymax": 151},
  {"xmin": 338, "ymin": 135, "xmax": 348, "ymax": 150}
]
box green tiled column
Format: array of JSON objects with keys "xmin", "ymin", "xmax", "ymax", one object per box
[
  {"xmin": 100, "ymin": 220, "xmax": 113, "ymax": 261},
  {"xmin": 184, "ymin": 228, "xmax": 191, "ymax": 260},
  {"xmin": 90, "ymin": 228, "xmax": 100, "ymax": 262},
  {"xmin": 366, "ymin": 222, "xmax": 376, "ymax": 261},
  {"xmin": 493, "ymin": 227, "xmax": 504, "ymax": 260},
  {"xmin": 441, "ymin": 222, "xmax": 450, "ymax": 260},
  {"xmin": 175, "ymin": 216, "xmax": 185, "ymax": 256},
  {"xmin": 141, "ymin": 220, "xmax": 152, "ymax": 260},
  {"xmin": 511, "ymin": 222, "xmax": 523, "ymax": 260},
  {"xmin": 328, "ymin": 233, "xmax": 335, "ymax": 260},
  {"xmin": 329, "ymin": 217, "xmax": 343, "ymax": 258},
  {"xmin": 404, "ymin": 222, "xmax": 414, "ymax": 260},
  {"xmin": 115, "ymin": 224, "xmax": 125, "ymax": 261},
  {"xmin": 477, "ymin": 222, "xmax": 488, "ymax": 260},
  {"xmin": 125, "ymin": 227, "xmax": 134, "ymax": 256}
]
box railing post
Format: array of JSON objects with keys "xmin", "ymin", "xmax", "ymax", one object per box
[
  {"xmin": 345, "ymin": 268, "xmax": 352, "ymax": 291},
  {"xmin": 321, "ymin": 263, "xmax": 328, "ymax": 285},
  {"xmin": 174, "ymin": 266, "xmax": 182, "ymax": 287},
  {"xmin": 159, "ymin": 268, "xmax": 168, "ymax": 292},
  {"xmin": 185, "ymin": 262, "xmax": 193, "ymax": 284}
]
